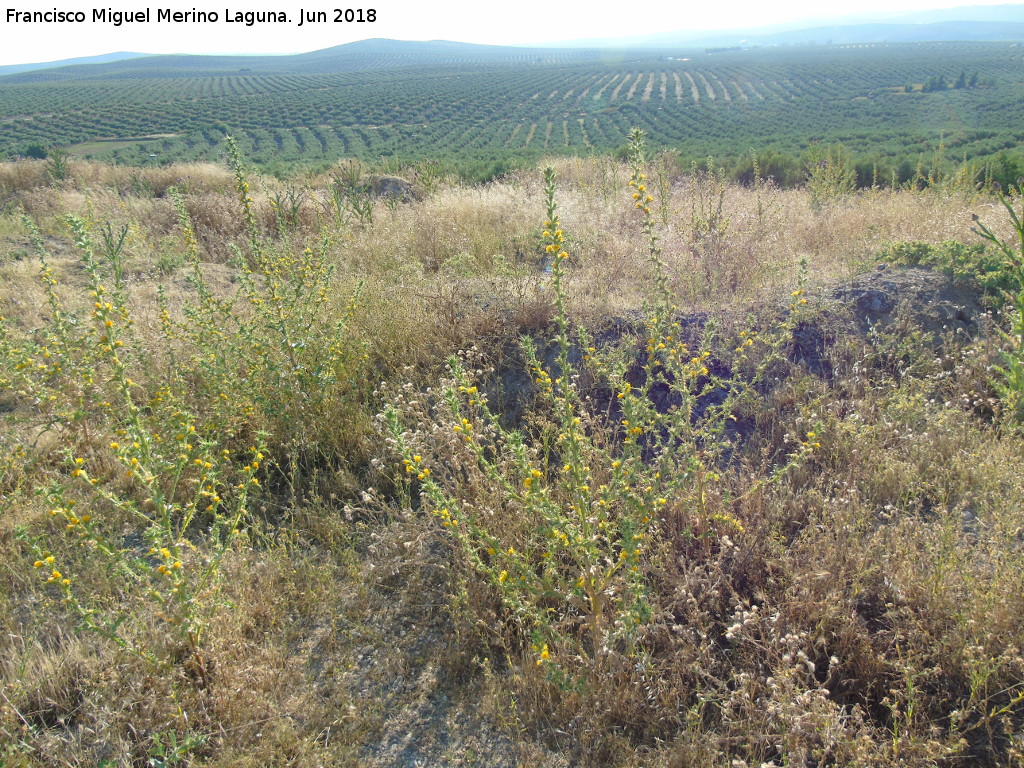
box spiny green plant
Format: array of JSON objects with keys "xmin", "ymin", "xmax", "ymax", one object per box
[
  {"xmin": 689, "ymin": 156, "xmax": 730, "ymax": 264},
  {"xmin": 972, "ymin": 181, "xmax": 1024, "ymax": 422},
  {"xmin": 413, "ymin": 159, "xmax": 448, "ymax": 196},
  {"xmin": 3, "ymin": 215, "xmax": 262, "ymax": 676},
  {"xmin": 653, "ymin": 149, "xmax": 678, "ymax": 224},
  {"xmin": 179, "ymin": 140, "xmax": 368, "ymax": 489},
  {"xmin": 268, "ymin": 185, "xmax": 307, "ymax": 237},
  {"xmin": 45, "ymin": 147, "xmax": 71, "ymax": 185},
  {"xmin": 329, "ymin": 162, "xmax": 374, "ymax": 228},
  {"xmin": 805, "ymin": 143, "xmax": 856, "ymax": 211},
  {"xmin": 2, "ymin": 142, "xmax": 367, "ymax": 676},
  {"xmin": 906, "ymin": 140, "xmax": 986, "ymax": 196},
  {"xmin": 147, "ymin": 729, "xmax": 208, "ymax": 767}
]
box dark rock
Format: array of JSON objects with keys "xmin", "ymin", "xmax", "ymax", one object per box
[
  {"xmin": 371, "ymin": 175, "xmax": 422, "ymax": 204},
  {"xmin": 828, "ymin": 266, "xmax": 985, "ymax": 338}
]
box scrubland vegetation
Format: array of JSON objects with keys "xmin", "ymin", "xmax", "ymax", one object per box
[{"xmin": 2, "ymin": 132, "xmax": 1024, "ymax": 767}]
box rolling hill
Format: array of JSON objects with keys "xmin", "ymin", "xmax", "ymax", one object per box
[{"xmin": 2, "ymin": 38, "xmax": 1023, "ymax": 180}]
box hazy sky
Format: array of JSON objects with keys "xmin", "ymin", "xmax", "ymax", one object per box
[{"xmin": 0, "ymin": 0, "xmax": 1017, "ymax": 65}]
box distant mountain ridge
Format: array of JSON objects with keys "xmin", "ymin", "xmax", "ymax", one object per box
[
  {"xmin": 690, "ymin": 20, "xmax": 1024, "ymax": 47},
  {"xmin": 548, "ymin": 4, "xmax": 1024, "ymax": 47},
  {"xmin": 0, "ymin": 52, "xmax": 147, "ymax": 77},
  {"xmin": 3, "ymin": 5, "xmax": 1024, "ymax": 77},
  {"xmin": 680, "ymin": 20, "xmax": 1024, "ymax": 47},
  {"xmin": 0, "ymin": 40, "xmax": 633, "ymax": 83}
]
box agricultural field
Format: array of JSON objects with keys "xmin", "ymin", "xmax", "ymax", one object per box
[
  {"xmin": 1, "ymin": 131, "xmax": 1024, "ymax": 765},
  {"xmin": 2, "ymin": 40, "xmax": 1024, "ymax": 180}
]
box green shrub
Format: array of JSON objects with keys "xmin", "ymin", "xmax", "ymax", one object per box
[
  {"xmin": 0, "ymin": 144, "xmax": 365, "ymax": 677},
  {"xmin": 879, "ymin": 239, "xmax": 1021, "ymax": 307},
  {"xmin": 1, "ymin": 216, "xmax": 261, "ymax": 675},
  {"xmin": 805, "ymin": 143, "xmax": 856, "ymax": 210},
  {"xmin": 972, "ymin": 184, "xmax": 1024, "ymax": 422}
]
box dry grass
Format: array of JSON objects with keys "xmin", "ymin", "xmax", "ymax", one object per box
[{"xmin": 1, "ymin": 154, "xmax": 1023, "ymax": 767}]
